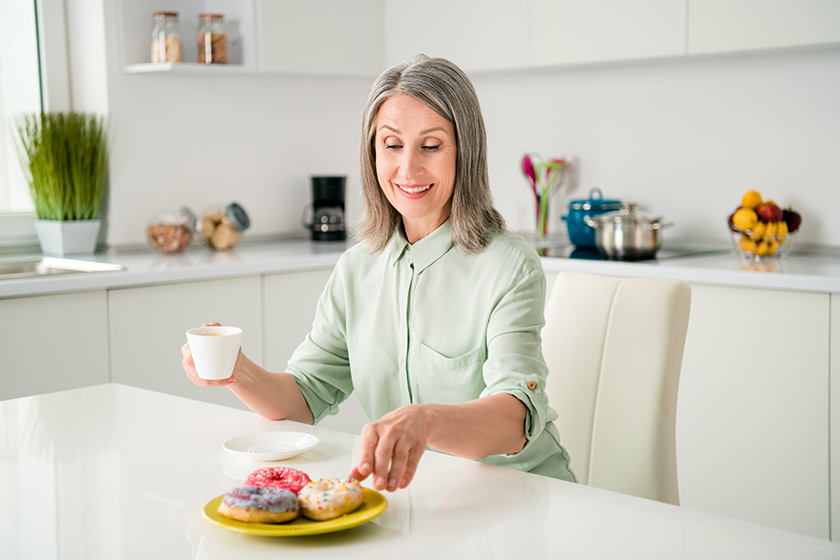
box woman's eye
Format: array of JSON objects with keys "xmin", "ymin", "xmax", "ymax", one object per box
[
  {"xmin": 422, "ymin": 145, "xmax": 441, "ymax": 151},
  {"xmin": 384, "ymin": 143, "xmax": 402, "ymax": 150}
]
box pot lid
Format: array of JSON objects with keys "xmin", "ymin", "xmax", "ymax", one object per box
[
  {"xmin": 589, "ymin": 202, "xmax": 665, "ymax": 225},
  {"xmin": 568, "ymin": 187, "xmax": 623, "ymax": 211}
]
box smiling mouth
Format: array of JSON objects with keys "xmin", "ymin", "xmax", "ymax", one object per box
[{"xmin": 398, "ymin": 184, "xmax": 433, "ymax": 194}]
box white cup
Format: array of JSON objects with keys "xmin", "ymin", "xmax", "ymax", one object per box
[{"xmin": 186, "ymin": 326, "xmax": 243, "ymax": 380}]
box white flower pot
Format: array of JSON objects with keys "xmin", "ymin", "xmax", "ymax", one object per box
[{"xmin": 34, "ymin": 219, "xmax": 101, "ymax": 256}]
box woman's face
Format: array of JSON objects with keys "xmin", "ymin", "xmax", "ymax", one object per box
[{"xmin": 374, "ymin": 94, "xmax": 457, "ymax": 243}]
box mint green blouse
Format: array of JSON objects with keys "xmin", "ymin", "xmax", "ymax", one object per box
[{"xmin": 286, "ymin": 220, "xmax": 575, "ymax": 482}]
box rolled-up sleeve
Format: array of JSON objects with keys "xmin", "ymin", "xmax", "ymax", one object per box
[
  {"xmin": 481, "ymin": 266, "xmax": 551, "ymax": 456},
  {"xmin": 286, "ymin": 256, "xmax": 354, "ymax": 425}
]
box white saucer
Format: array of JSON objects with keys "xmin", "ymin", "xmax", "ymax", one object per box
[{"xmin": 222, "ymin": 432, "xmax": 320, "ymax": 461}]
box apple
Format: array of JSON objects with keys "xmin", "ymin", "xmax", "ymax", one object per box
[
  {"xmin": 756, "ymin": 202, "xmax": 783, "ymax": 222},
  {"xmin": 783, "ymin": 208, "xmax": 802, "ymax": 233}
]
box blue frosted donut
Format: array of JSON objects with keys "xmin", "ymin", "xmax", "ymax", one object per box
[{"xmin": 218, "ymin": 486, "xmax": 299, "ymax": 523}]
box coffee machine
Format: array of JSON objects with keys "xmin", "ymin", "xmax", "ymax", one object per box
[{"xmin": 309, "ymin": 176, "xmax": 346, "ymax": 241}]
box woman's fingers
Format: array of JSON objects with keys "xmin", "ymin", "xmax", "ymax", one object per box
[
  {"xmin": 351, "ymin": 423, "xmax": 380, "ymax": 483},
  {"xmin": 350, "ymin": 405, "xmax": 428, "ymax": 492}
]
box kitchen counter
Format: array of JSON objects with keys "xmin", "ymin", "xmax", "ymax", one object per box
[
  {"xmin": 3, "ymin": 383, "xmax": 839, "ymax": 559},
  {"xmin": 2, "ymin": 235, "xmax": 840, "ymax": 298}
]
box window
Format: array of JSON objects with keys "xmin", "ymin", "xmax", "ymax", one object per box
[{"xmin": 0, "ymin": 0, "xmax": 41, "ymax": 215}]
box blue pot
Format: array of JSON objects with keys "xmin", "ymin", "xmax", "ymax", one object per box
[{"xmin": 562, "ymin": 188, "xmax": 623, "ymax": 248}]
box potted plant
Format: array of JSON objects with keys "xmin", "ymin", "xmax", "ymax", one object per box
[{"xmin": 14, "ymin": 112, "xmax": 109, "ymax": 255}]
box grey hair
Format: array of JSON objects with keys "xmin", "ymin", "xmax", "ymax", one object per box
[{"xmin": 355, "ymin": 54, "xmax": 505, "ymax": 254}]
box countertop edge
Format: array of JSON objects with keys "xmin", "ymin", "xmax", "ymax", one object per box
[{"xmin": 2, "ymin": 241, "xmax": 840, "ymax": 298}]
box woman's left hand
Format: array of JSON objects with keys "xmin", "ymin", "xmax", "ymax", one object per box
[{"xmin": 349, "ymin": 404, "xmax": 428, "ymax": 492}]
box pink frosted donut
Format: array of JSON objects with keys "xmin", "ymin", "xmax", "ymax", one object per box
[{"xmin": 245, "ymin": 467, "xmax": 311, "ymax": 494}]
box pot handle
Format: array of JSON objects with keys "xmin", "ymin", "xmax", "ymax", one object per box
[{"xmin": 650, "ymin": 221, "xmax": 674, "ymax": 230}]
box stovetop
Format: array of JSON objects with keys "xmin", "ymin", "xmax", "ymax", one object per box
[{"xmin": 521, "ymin": 234, "xmax": 730, "ymax": 262}]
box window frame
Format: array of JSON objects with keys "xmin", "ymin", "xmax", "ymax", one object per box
[{"xmin": 0, "ymin": 0, "xmax": 71, "ymax": 250}]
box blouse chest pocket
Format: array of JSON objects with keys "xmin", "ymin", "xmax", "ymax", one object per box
[{"xmin": 412, "ymin": 343, "xmax": 487, "ymax": 405}]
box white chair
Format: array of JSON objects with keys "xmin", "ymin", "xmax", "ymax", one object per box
[{"xmin": 542, "ymin": 272, "xmax": 691, "ymax": 506}]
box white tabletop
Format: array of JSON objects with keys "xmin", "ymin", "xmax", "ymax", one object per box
[{"xmin": 1, "ymin": 384, "xmax": 838, "ymax": 559}]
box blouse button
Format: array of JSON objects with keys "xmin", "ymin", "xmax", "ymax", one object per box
[{"xmin": 527, "ymin": 381, "xmax": 538, "ymax": 391}]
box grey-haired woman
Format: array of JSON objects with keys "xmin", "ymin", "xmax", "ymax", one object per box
[{"xmin": 182, "ymin": 55, "xmax": 575, "ymax": 491}]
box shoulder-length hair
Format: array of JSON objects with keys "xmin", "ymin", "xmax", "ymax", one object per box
[{"xmin": 356, "ymin": 54, "xmax": 505, "ymax": 254}]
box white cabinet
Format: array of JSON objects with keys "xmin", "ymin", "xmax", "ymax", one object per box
[
  {"xmin": 677, "ymin": 284, "xmax": 830, "ymax": 539},
  {"xmin": 531, "ymin": 0, "xmax": 687, "ymax": 67},
  {"xmin": 107, "ymin": 276, "xmax": 263, "ymax": 410},
  {"xmin": 383, "ymin": 0, "xmax": 530, "ymax": 72},
  {"xmin": 0, "ymin": 290, "xmax": 109, "ymax": 401},
  {"xmin": 257, "ymin": 0, "xmax": 383, "ymax": 76},
  {"xmin": 688, "ymin": 0, "xmax": 840, "ymax": 55},
  {"xmin": 831, "ymin": 293, "xmax": 840, "ymax": 542},
  {"xmin": 263, "ymin": 268, "xmax": 370, "ymax": 434}
]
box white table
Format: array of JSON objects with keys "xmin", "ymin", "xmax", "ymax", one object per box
[{"xmin": 1, "ymin": 384, "xmax": 839, "ymax": 560}]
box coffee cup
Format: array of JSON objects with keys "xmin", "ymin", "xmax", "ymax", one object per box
[{"xmin": 186, "ymin": 326, "xmax": 242, "ymax": 380}]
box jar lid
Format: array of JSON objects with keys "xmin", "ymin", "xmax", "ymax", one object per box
[
  {"xmin": 568, "ymin": 187, "xmax": 623, "ymax": 211},
  {"xmin": 589, "ymin": 203, "xmax": 664, "ymax": 225},
  {"xmin": 198, "ymin": 13, "xmax": 224, "ymax": 19},
  {"xmin": 152, "ymin": 11, "xmax": 178, "ymax": 17},
  {"xmin": 179, "ymin": 206, "xmax": 197, "ymax": 231},
  {"xmin": 226, "ymin": 202, "xmax": 250, "ymax": 231}
]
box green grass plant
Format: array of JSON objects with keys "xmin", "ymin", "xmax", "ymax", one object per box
[{"xmin": 13, "ymin": 112, "xmax": 108, "ymax": 221}]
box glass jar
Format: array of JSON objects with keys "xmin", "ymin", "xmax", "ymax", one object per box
[
  {"xmin": 199, "ymin": 202, "xmax": 250, "ymax": 250},
  {"xmin": 150, "ymin": 11, "xmax": 183, "ymax": 63},
  {"xmin": 147, "ymin": 207, "xmax": 196, "ymax": 253},
  {"xmin": 197, "ymin": 13, "xmax": 227, "ymax": 64}
]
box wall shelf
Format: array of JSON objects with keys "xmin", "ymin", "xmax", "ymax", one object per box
[{"xmin": 123, "ymin": 62, "xmax": 252, "ymax": 74}]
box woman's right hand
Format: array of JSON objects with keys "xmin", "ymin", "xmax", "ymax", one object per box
[{"xmin": 181, "ymin": 322, "xmax": 236, "ymax": 386}]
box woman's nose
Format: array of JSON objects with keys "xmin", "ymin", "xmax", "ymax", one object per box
[{"xmin": 400, "ymin": 149, "xmax": 422, "ymax": 179}]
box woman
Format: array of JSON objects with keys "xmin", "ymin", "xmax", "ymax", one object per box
[{"xmin": 182, "ymin": 54, "xmax": 575, "ymax": 491}]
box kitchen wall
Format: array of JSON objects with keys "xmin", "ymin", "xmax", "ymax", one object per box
[{"xmin": 93, "ymin": 0, "xmax": 840, "ymax": 247}]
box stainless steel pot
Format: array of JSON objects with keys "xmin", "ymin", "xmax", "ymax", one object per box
[{"xmin": 585, "ymin": 203, "xmax": 673, "ymax": 261}]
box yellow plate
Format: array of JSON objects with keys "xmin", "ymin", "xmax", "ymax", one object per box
[{"xmin": 202, "ymin": 488, "xmax": 387, "ymax": 537}]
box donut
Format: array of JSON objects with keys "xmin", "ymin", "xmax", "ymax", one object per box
[
  {"xmin": 298, "ymin": 477, "xmax": 365, "ymax": 521},
  {"xmin": 217, "ymin": 486, "xmax": 299, "ymax": 523},
  {"xmin": 245, "ymin": 467, "xmax": 311, "ymax": 494}
]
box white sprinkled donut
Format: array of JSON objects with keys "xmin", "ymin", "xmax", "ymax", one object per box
[
  {"xmin": 218, "ymin": 486, "xmax": 299, "ymax": 523},
  {"xmin": 245, "ymin": 467, "xmax": 311, "ymax": 494},
  {"xmin": 298, "ymin": 477, "xmax": 365, "ymax": 521}
]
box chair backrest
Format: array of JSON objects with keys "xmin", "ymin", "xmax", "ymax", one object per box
[{"xmin": 542, "ymin": 272, "xmax": 691, "ymax": 505}]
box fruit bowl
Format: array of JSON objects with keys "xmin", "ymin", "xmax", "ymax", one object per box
[
  {"xmin": 727, "ymin": 190, "xmax": 801, "ymax": 261},
  {"xmin": 730, "ymin": 226, "xmax": 796, "ymax": 260}
]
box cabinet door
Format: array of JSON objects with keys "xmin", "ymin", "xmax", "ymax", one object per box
[
  {"xmin": 257, "ymin": 0, "xmax": 383, "ymax": 75},
  {"xmin": 677, "ymin": 284, "xmax": 829, "ymax": 539},
  {"xmin": 531, "ymin": 0, "xmax": 686, "ymax": 66},
  {"xmin": 688, "ymin": 0, "xmax": 840, "ymax": 55},
  {"xmin": 263, "ymin": 268, "xmax": 370, "ymax": 434},
  {"xmin": 383, "ymin": 0, "xmax": 530, "ymax": 72},
  {"xmin": 0, "ymin": 290, "xmax": 109, "ymax": 401},
  {"xmin": 108, "ymin": 277, "xmax": 262, "ymax": 410}
]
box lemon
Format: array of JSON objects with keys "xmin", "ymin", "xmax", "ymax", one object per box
[
  {"xmin": 741, "ymin": 190, "xmax": 763, "ymax": 209},
  {"xmin": 732, "ymin": 207, "xmax": 758, "ymax": 230}
]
